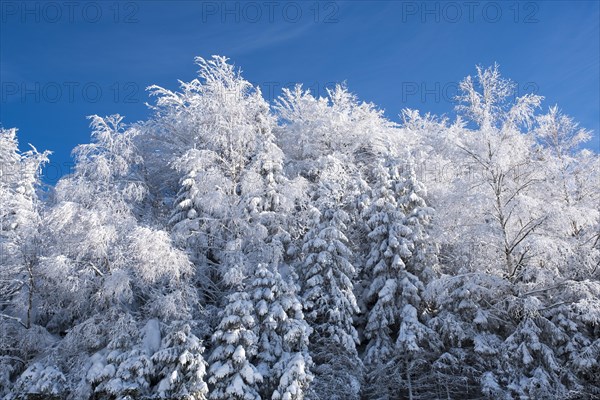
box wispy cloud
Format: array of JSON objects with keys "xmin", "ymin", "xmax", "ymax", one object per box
[{"xmin": 219, "ymin": 23, "xmax": 316, "ymax": 56}]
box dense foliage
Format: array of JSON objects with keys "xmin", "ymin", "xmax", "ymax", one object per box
[{"xmin": 1, "ymin": 57, "xmax": 598, "ymax": 399}]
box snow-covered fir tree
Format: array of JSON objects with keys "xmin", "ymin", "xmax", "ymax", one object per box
[
  {"xmin": 249, "ymin": 263, "xmax": 313, "ymax": 399},
  {"xmin": 300, "ymin": 202, "xmax": 363, "ymax": 400},
  {"xmin": 87, "ymin": 316, "xmax": 155, "ymax": 399},
  {"xmin": 152, "ymin": 322, "xmax": 209, "ymax": 399},
  {"xmin": 301, "ymin": 205, "xmax": 359, "ymax": 352},
  {"xmin": 360, "ymin": 160, "xmax": 440, "ymax": 399},
  {"xmin": 208, "ymin": 290, "xmax": 262, "ymax": 400}
]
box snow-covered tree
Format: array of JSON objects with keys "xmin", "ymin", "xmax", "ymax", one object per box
[
  {"xmin": 152, "ymin": 322, "xmax": 209, "ymax": 399},
  {"xmin": 302, "ymin": 205, "xmax": 359, "ymax": 352},
  {"xmin": 148, "ymin": 56, "xmax": 290, "ymax": 308},
  {"xmin": 362, "ymin": 162, "xmax": 411, "ymax": 364},
  {"xmin": 275, "ymin": 84, "xmax": 393, "ymax": 166},
  {"xmin": 498, "ymin": 316, "xmax": 566, "ymax": 398},
  {"xmin": 301, "ymin": 204, "xmax": 362, "ymax": 399},
  {"xmin": 11, "ymin": 362, "xmax": 67, "ymax": 398},
  {"xmin": 87, "ymin": 316, "xmax": 156, "ymax": 399},
  {"xmin": 208, "ymin": 290, "xmax": 262, "ymax": 399},
  {"xmin": 272, "ymin": 352, "xmax": 312, "ymax": 400},
  {"xmin": 360, "ymin": 161, "xmax": 440, "ymax": 399},
  {"xmin": 20, "ymin": 116, "xmax": 198, "ymax": 400},
  {"xmin": 0, "ymin": 128, "xmax": 49, "ymax": 329},
  {"xmin": 0, "ymin": 128, "xmax": 50, "ymax": 395},
  {"xmin": 249, "ymin": 263, "xmax": 313, "ymax": 399}
]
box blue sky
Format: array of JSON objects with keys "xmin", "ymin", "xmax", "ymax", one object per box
[{"xmin": 1, "ymin": 0, "xmax": 598, "ymax": 183}]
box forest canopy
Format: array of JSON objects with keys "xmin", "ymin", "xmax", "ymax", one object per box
[{"xmin": 1, "ymin": 56, "xmax": 599, "ymax": 399}]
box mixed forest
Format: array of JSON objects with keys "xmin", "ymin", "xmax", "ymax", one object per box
[{"xmin": 1, "ymin": 56, "xmax": 599, "ymax": 399}]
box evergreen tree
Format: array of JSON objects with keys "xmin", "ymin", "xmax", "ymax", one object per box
[
  {"xmin": 271, "ymin": 282, "xmax": 313, "ymax": 400},
  {"xmin": 361, "ymin": 161, "xmax": 440, "ymax": 399},
  {"xmin": 249, "ymin": 263, "xmax": 313, "ymax": 399},
  {"xmin": 497, "ymin": 317, "xmax": 566, "ymax": 399},
  {"xmin": 12, "ymin": 362, "xmax": 67, "ymax": 399},
  {"xmin": 208, "ymin": 291, "xmax": 262, "ymax": 400},
  {"xmin": 362, "ymin": 162, "xmax": 412, "ymax": 365},
  {"xmin": 302, "ymin": 205, "xmax": 359, "ymax": 351},
  {"xmin": 152, "ymin": 323, "xmax": 209, "ymax": 399},
  {"xmin": 301, "ymin": 205, "xmax": 362, "ymax": 399},
  {"xmin": 88, "ymin": 316, "xmax": 155, "ymax": 399}
]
